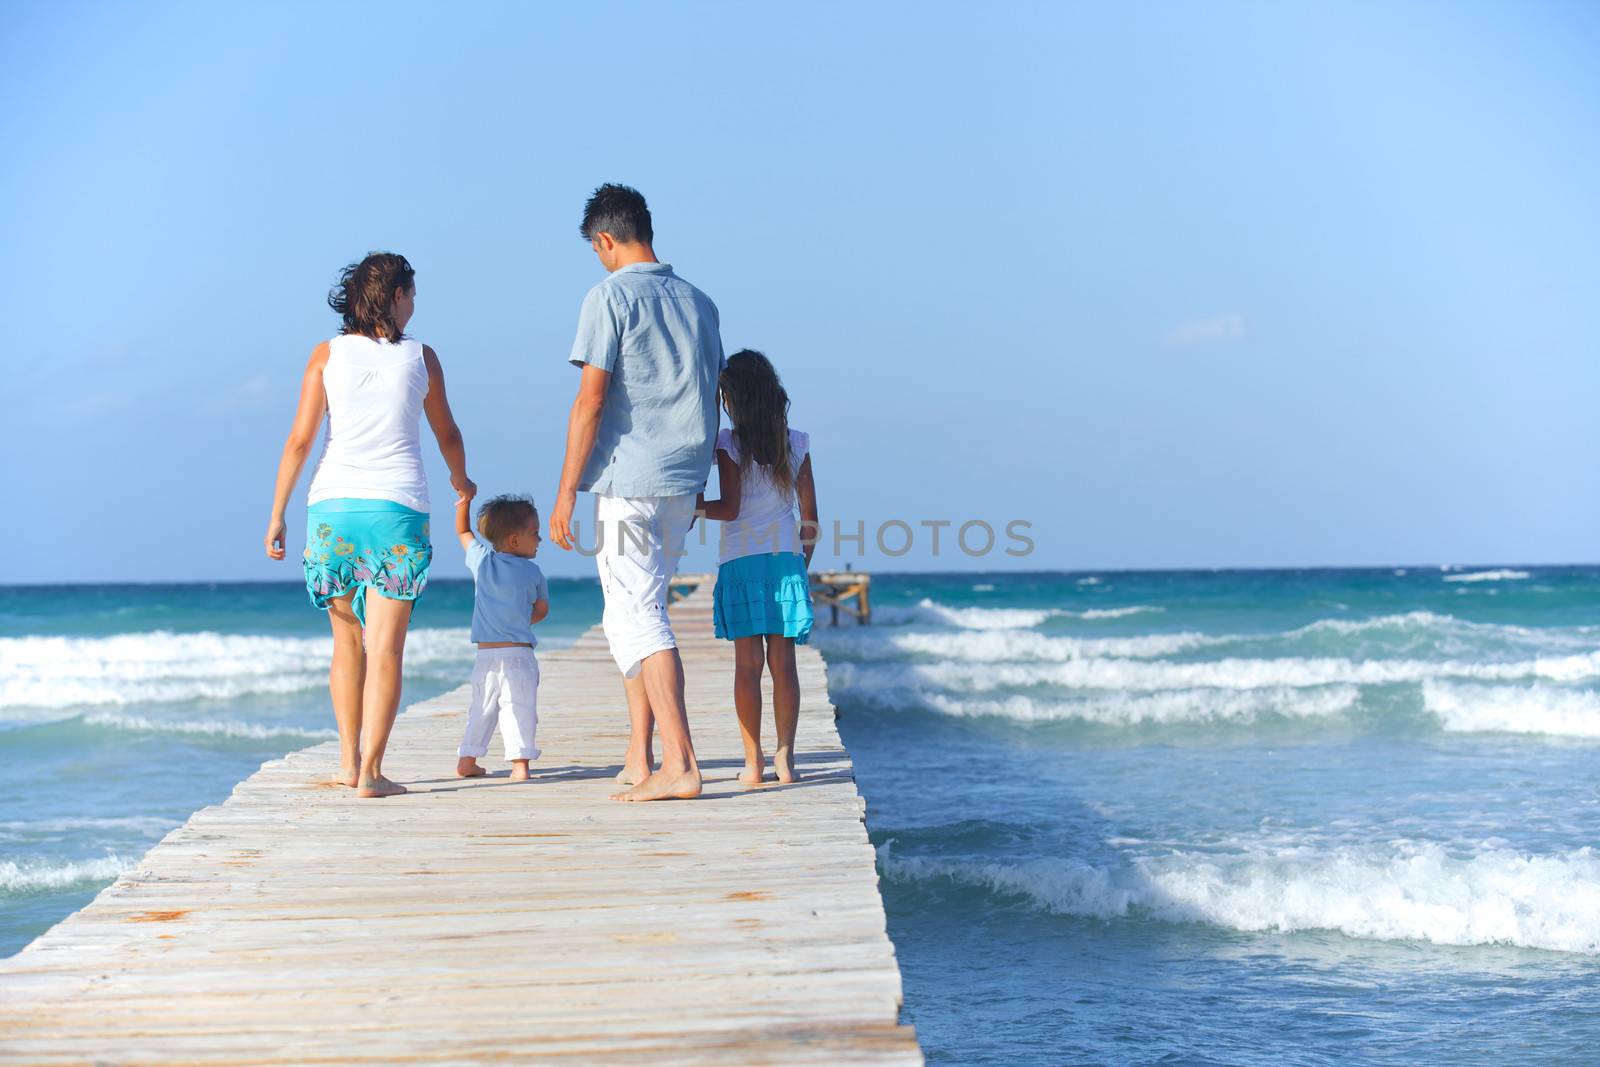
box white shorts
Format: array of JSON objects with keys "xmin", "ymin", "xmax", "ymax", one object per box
[
  {"xmin": 459, "ymin": 647, "xmax": 540, "ymax": 761},
  {"xmin": 593, "ymin": 493, "xmax": 697, "ymax": 678}
]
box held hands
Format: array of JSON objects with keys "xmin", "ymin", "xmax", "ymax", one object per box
[
  {"xmin": 550, "ymin": 488, "xmax": 578, "ymax": 550},
  {"xmin": 263, "ymin": 516, "xmax": 287, "ymax": 561},
  {"xmin": 451, "ymin": 472, "xmax": 478, "ymax": 503}
]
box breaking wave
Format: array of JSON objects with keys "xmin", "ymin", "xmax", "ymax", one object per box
[
  {"xmin": 828, "ymin": 651, "xmax": 1600, "ymax": 694},
  {"xmin": 80, "ymin": 712, "xmax": 337, "ymax": 741},
  {"xmin": 1423, "ymin": 681, "xmax": 1600, "ymax": 738},
  {"xmin": 851, "ymin": 685, "xmax": 1361, "ymax": 725},
  {"xmin": 0, "ymin": 628, "xmax": 472, "ymax": 710},
  {"xmin": 881, "ymin": 841, "xmax": 1600, "ymax": 954},
  {"xmin": 1443, "ymin": 570, "xmax": 1532, "ymax": 583},
  {"xmin": 0, "ymin": 855, "xmax": 132, "ymax": 893}
]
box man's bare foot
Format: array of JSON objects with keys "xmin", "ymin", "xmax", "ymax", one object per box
[
  {"xmin": 610, "ymin": 768, "xmax": 702, "ymax": 802},
  {"xmin": 509, "ymin": 760, "xmax": 531, "ymax": 781},
  {"xmin": 356, "ymin": 775, "xmax": 408, "ymax": 799},
  {"xmin": 615, "ymin": 761, "xmax": 652, "ymax": 786},
  {"xmin": 738, "ymin": 752, "xmax": 768, "ymax": 787},
  {"xmin": 457, "ymin": 757, "xmax": 487, "ymax": 778},
  {"xmin": 775, "ymin": 746, "xmax": 798, "ymax": 784}
]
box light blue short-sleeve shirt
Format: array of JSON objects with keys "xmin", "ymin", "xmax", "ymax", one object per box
[
  {"xmin": 567, "ymin": 262, "xmax": 726, "ymax": 498},
  {"xmin": 465, "ymin": 539, "xmax": 549, "ymax": 646}
]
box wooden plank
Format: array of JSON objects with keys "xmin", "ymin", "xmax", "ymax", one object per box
[{"xmin": 0, "ymin": 591, "xmax": 920, "ymax": 1065}]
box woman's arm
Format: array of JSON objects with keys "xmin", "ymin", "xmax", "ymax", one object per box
[
  {"xmin": 697, "ymin": 449, "xmax": 742, "ymax": 522},
  {"xmin": 796, "ymin": 454, "xmax": 818, "ymax": 569},
  {"xmin": 422, "ymin": 345, "xmax": 475, "ymax": 503},
  {"xmin": 264, "ymin": 344, "xmax": 331, "ymax": 560}
]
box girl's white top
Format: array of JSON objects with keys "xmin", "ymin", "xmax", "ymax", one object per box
[
  {"xmin": 307, "ymin": 335, "xmax": 431, "ymax": 512},
  {"xmin": 716, "ymin": 426, "xmax": 810, "ymax": 565}
]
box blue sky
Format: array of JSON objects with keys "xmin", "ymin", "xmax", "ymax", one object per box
[{"xmin": 3, "ymin": 1, "xmax": 1597, "ymax": 582}]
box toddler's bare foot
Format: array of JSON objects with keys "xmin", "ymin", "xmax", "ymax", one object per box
[
  {"xmin": 738, "ymin": 752, "xmax": 768, "ymax": 787},
  {"xmin": 509, "ymin": 760, "xmax": 531, "ymax": 782},
  {"xmin": 356, "ymin": 775, "xmax": 407, "ymax": 799},
  {"xmin": 457, "ymin": 757, "xmax": 487, "ymax": 778},
  {"xmin": 775, "ymin": 745, "xmax": 798, "ymax": 784},
  {"xmin": 610, "ymin": 768, "xmax": 702, "ymax": 802}
]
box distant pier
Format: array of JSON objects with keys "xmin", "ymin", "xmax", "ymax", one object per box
[
  {"xmin": 0, "ymin": 590, "xmax": 919, "ymax": 1065},
  {"xmin": 672, "ymin": 570, "xmax": 873, "ymax": 626}
]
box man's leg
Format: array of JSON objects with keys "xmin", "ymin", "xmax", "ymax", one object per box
[
  {"xmin": 616, "ymin": 671, "xmax": 655, "ymax": 785},
  {"xmin": 611, "ymin": 647, "xmax": 701, "ymax": 801},
  {"xmin": 596, "ymin": 494, "xmax": 657, "ymax": 783},
  {"xmin": 610, "ymin": 494, "xmax": 702, "ymax": 802}
]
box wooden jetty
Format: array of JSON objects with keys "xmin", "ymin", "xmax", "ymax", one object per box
[{"xmin": 0, "ymin": 590, "xmax": 920, "ymax": 1065}]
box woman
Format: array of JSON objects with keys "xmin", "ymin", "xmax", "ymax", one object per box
[{"xmin": 264, "ymin": 252, "xmax": 473, "ymax": 798}]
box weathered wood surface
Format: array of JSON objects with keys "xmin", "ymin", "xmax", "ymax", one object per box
[{"xmin": 0, "ymin": 591, "xmax": 920, "ymax": 1065}]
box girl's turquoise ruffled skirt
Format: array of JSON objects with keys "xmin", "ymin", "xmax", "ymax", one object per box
[
  {"xmin": 303, "ymin": 498, "xmax": 432, "ymax": 626},
  {"xmin": 713, "ymin": 552, "xmax": 814, "ymax": 643}
]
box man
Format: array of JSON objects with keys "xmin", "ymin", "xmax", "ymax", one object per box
[{"xmin": 549, "ymin": 183, "xmax": 724, "ymax": 802}]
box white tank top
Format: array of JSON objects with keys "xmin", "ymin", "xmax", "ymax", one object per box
[
  {"xmin": 307, "ymin": 335, "xmax": 431, "ymax": 512},
  {"xmin": 716, "ymin": 426, "xmax": 810, "ymax": 564}
]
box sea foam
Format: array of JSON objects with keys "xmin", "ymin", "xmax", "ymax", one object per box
[
  {"xmin": 80, "ymin": 712, "xmax": 338, "ymax": 741},
  {"xmin": 875, "ymin": 598, "xmax": 1165, "ymax": 630},
  {"xmin": 828, "ymin": 650, "xmax": 1600, "ymax": 695},
  {"xmin": 854, "ymin": 685, "xmax": 1361, "ymax": 725},
  {"xmin": 1423, "ymin": 681, "xmax": 1600, "ymax": 738},
  {"xmin": 0, "ymin": 855, "xmax": 132, "ymax": 893},
  {"xmin": 0, "ymin": 628, "xmax": 472, "ymax": 709},
  {"xmin": 885, "ymin": 630, "xmax": 1215, "ymax": 662},
  {"xmin": 880, "ymin": 841, "xmax": 1600, "ymax": 954},
  {"xmin": 1442, "ymin": 570, "xmax": 1532, "ymax": 583}
]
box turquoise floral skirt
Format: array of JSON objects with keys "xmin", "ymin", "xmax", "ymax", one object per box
[
  {"xmin": 304, "ymin": 498, "xmax": 431, "ymax": 626},
  {"xmin": 713, "ymin": 552, "xmax": 813, "ymax": 643}
]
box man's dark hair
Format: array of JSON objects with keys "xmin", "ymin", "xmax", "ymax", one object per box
[{"xmin": 580, "ymin": 184, "xmax": 653, "ymax": 245}]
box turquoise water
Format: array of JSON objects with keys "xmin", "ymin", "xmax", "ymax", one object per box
[
  {"xmin": 0, "ymin": 579, "xmax": 602, "ymax": 954},
  {"xmin": 4, "ymin": 569, "xmax": 1599, "ymax": 1063},
  {"xmin": 816, "ymin": 567, "xmax": 1600, "ymax": 1064}
]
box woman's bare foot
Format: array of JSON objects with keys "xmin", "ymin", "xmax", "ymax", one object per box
[
  {"xmin": 356, "ymin": 775, "xmax": 408, "ymax": 798},
  {"xmin": 738, "ymin": 751, "xmax": 768, "ymax": 787},
  {"xmin": 457, "ymin": 757, "xmax": 487, "ymax": 778},
  {"xmin": 775, "ymin": 746, "xmax": 798, "ymax": 784},
  {"xmin": 610, "ymin": 768, "xmax": 702, "ymax": 802},
  {"xmin": 509, "ymin": 760, "xmax": 531, "ymax": 782},
  {"xmin": 333, "ymin": 765, "xmax": 360, "ymax": 787}
]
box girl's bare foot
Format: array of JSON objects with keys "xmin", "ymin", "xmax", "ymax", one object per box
[
  {"xmin": 738, "ymin": 751, "xmax": 768, "ymax": 787},
  {"xmin": 457, "ymin": 757, "xmax": 487, "ymax": 778},
  {"xmin": 356, "ymin": 775, "xmax": 408, "ymax": 798},
  {"xmin": 509, "ymin": 760, "xmax": 531, "ymax": 781},
  {"xmin": 610, "ymin": 768, "xmax": 702, "ymax": 802},
  {"xmin": 775, "ymin": 746, "xmax": 798, "ymax": 784}
]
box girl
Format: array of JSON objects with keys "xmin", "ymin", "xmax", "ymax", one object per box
[
  {"xmin": 698, "ymin": 349, "xmax": 819, "ymax": 785},
  {"xmin": 264, "ymin": 252, "xmax": 474, "ymax": 798}
]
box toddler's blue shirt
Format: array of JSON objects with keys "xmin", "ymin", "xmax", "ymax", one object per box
[{"xmin": 465, "ymin": 540, "xmax": 548, "ymax": 645}]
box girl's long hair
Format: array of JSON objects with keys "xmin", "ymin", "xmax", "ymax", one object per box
[
  {"xmin": 328, "ymin": 252, "xmax": 414, "ymax": 342},
  {"xmin": 720, "ymin": 349, "xmax": 795, "ymax": 497}
]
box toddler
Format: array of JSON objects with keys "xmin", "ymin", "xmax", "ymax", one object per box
[{"xmin": 455, "ymin": 493, "xmax": 549, "ymax": 781}]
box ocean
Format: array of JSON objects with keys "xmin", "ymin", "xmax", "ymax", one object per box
[{"xmin": 3, "ymin": 568, "xmax": 1599, "ymax": 1063}]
